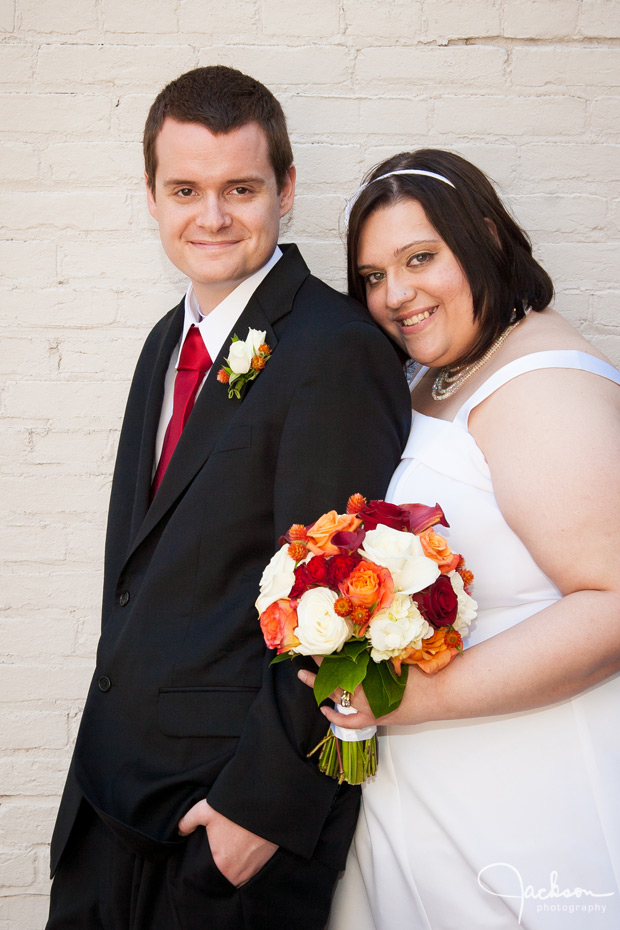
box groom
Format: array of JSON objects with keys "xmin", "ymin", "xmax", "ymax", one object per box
[{"xmin": 46, "ymin": 65, "xmax": 411, "ymax": 930}]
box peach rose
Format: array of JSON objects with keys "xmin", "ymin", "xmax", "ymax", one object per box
[
  {"xmin": 339, "ymin": 560, "xmax": 394, "ymax": 632},
  {"xmin": 259, "ymin": 598, "xmax": 300, "ymax": 654},
  {"xmin": 418, "ymin": 528, "xmax": 460, "ymax": 573},
  {"xmin": 392, "ymin": 628, "xmax": 461, "ymax": 675},
  {"xmin": 306, "ymin": 511, "xmax": 362, "ymax": 556}
]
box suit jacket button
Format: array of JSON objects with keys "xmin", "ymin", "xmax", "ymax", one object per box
[
  {"xmin": 119, "ymin": 591, "xmax": 130, "ymax": 607},
  {"xmin": 98, "ymin": 676, "xmax": 112, "ymax": 692}
]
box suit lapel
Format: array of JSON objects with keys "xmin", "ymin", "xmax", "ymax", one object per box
[{"xmin": 127, "ymin": 245, "xmax": 310, "ymax": 560}]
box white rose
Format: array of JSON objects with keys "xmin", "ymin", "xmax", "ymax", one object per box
[
  {"xmin": 255, "ymin": 544, "xmax": 303, "ymax": 615},
  {"xmin": 360, "ymin": 524, "xmax": 440, "ymax": 595},
  {"xmin": 227, "ymin": 329, "xmax": 266, "ymax": 375},
  {"xmin": 368, "ymin": 593, "xmax": 433, "ymax": 662},
  {"xmin": 294, "ymin": 588, "xmax": 353, "ymax": 656},
  {"xmin": 449, "ymin": 570, "xmax": 477, "ymax": 636}
]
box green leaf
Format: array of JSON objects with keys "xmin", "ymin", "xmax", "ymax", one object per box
[
  {"xmin": 313, "ymin": 649, "xmax": 370, "ymax": 706},
  {"xmin": 362, "ymin": 660, "xmax": 408, "ymax": 718}
]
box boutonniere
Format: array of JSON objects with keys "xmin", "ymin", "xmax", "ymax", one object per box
[{"xmin": 217, "ymin": 328, "xmax": 272, "ymax": 400}]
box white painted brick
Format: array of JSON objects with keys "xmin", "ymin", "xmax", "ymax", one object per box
[
  {"xmin": 0, "ymin": 93, "xmax": 111, "ymax": 134},
  {"xmin": 508, "ymin": 194, "xmax": 608, "ymax": 237},
  {"xmin": 296, "ymin": 238, "xmax": 347, "ymax": 291},
  {"xmin": 2, "ymin": 380, "xmax": 129, "ymax": 425},
  {"xmin": 178, "ymin": 0, "xmax": 258, "ymax": 33},
  {"xmin": 45, "ymin": 142, "xmax": 143, "ymax": 185},
  {"xmin": 0, "ymin": 664, "xmax": 92, "ymax": 704},
  {"xmin": 0, "ymin": 895, "xmax": 51, "ymax": 929},
  {"xmin": 356, "ymin": 46, "xmax": 506, "ymax": 89},
  {"xmin": 294, "ymin": 144, "xmax": 361, "ymax": 189},
  {"xmin": 426, "ymin": 0, "xmax": 501, "ymax": 40},
  {"xmin": 0, "ymin": 570, "xmax": 102, "ymax": 612},
  {"xmin": 581, "ymin": 329, "xmax": 620, "ymax": 366},
  {"xmin": 0, "ymin": 853, "xmax": 36, "ymax": 887},
  {"xmin": 18, "ymin": 0, "xmax": 98, "ymax": 33},
  {"xmin": 0, "ymin": 753, "xmax": 71, "ymax": 797},
  {"xmin": 287, "ymin": 194, "xmax": 345, "ymax": 239},
  {"xmin": 102, "ymin": 0, "xmax": 179, "ymax": 33},
  {"xmin": 0, "ymin": 801, "xmax": 58, "ymax": 848},
  {"xmin": 343, "ymin": 0, "xmax": 423, "ymax": 38},
  {"xmin": 540, "ymin": 241, "xmax": 620, "ymax": 288},
  {"xmin": 0, "ymin": 475, "xmax": 110, "ymax": 518},
  {"xmin": 1, "ymin": 524, "xmax": 67, "ymax": 563},
  {"xmin": 112, "ymin": 93, "xmax": 153, "ymax": 137},
  {"xmin": 592, "ymin": 292, "xmax": 620, "ymax": 328},
  {"xmin": 198, "ymin": 45, "xmax": 352, "ymax": 88},
  {"xmin": 30, "ymin": 429, "xmax": 117, "ymax": 467},
  {"xmin": 358, "ymin": 97, "xmax": 430, "ymax": 137},
  {"xmin": 591, "ymin": 96, "xmax": 620, "ymax": 134},
  {"xmin": 519, "ymin": 144, "xmax": 620, "ymax": 182},
  {"xmin": 0, "ymin": 44, "xmax": 34, "ymax": 84},
  {"xmin": 0, "ymin": 712, "xmax": 68, "ymax": 750},
  {"xmin": 285, "ymin": 96, "xmax": 360, "ymax": 137},
  {"xmin": 512, "ymin": 47, "xmax": 620, "ymax": 87},
  {"xmin": 579, "ymin": 0, "xmax": 620, "ymax": 38},
  {"xmin": 504, "ymin": 0, "xmax": 580, "ymax": 38},
  {"xmin": 0, "ymin": 142, "xmax": 39, "ymax": 181},
  {"xmin": 0, "ymin": 241, "xmax": 57, "ymax": 284},
  {"xmin": 0, "ymin": 336, "xmax": 54, "ymax": 377},
  {"xmin": 0, "ymin": 618, "xmax": 76, "ymax": 658},
  {"xmin": 0, "ymin": 287, "xmax": 118, "ymax": 329},
  {"xmin": 434, "ymin": 95, "xmax": 588, "ymax": 136},
  {"xmin": 262, "ymin": 0, "xmax": 340, "ymax": 36},
  {"xmin": 36, "ymin": 44, "xmax": 195, "ymax": 88},
  {"xmin": 55, "ymin": 332, "xmax": 147, "ymax": 379},
  {"xmin": 0, "ymin": 0, "xmax": 14, "ymax": 32},
  {"xmin": 58, "ymin": 240, "xmax": 165, "ymax": 283},
  {"xmin": 0, "ymin": 190, "xmax": 132, "ymax": 238}
]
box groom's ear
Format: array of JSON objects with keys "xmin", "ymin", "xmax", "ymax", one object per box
[{"xmin": 279, "ymin": 165, "xmax": 296, "ymax": 219}]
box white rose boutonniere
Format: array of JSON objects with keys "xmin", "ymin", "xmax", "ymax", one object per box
[{"xmin": 217, "ymin": 328, "xmax": 272, "ymax": 399}]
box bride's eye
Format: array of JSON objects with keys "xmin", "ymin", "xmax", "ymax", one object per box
[
  {"xmin": 408, "ymin": 252, "xmax": 433, "ymax": 267},
  {"xmin": 363, "ymin": 271, "xmax": 385, "ymax": 287}
]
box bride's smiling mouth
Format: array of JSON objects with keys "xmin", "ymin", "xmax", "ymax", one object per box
[{"xmin": 400, "ymin": 306, "xmax": 438, "ymax": 328}]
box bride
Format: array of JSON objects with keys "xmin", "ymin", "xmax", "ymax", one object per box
[{"xmin": 300, "ymin": 150, "xmax": 620, "ymax": 929}]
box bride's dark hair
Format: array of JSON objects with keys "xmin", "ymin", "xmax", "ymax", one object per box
[{"xmin": 346, "ymin": 149, "xmax": 554, "ymax": 367}]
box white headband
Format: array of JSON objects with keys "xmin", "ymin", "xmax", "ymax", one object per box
[{"xmin": 344, "ymin": 168, "xmax": 456, "ymax": 227}]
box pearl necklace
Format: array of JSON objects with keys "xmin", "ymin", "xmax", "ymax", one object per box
[{"xmin": 431, "ymin": 313, "xmax": 526, "ymax": 401}]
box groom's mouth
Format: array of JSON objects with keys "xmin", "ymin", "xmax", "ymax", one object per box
[{"xmin": 400, "ymin": 306, "xmax": 438, "ymax": 328}]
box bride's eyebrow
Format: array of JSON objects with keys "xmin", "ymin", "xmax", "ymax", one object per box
[{"xmin": 394, "ymin": 238, "xmax": 441, "ymax": 257}]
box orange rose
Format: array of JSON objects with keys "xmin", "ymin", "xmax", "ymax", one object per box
[
  {"xmin": 419, "ymin": 528, "xmax": 460, "ymax": 574},
  {"xmin": 339, "ymin": 560, "xmax": 393, "ymax": 632},
  {"xmin": 306, "ymin": 511, "xmax": 362, "ymax": 556},
  {"xmin": 392, "ymin": 628, "xmax": 461, "ymax": 675},
  {"xmin": 259, "ymin": 598, "xmax": 300, "ymax": 654}
]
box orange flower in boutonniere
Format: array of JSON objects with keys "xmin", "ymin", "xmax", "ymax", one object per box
[{"xmin": 218, "ymin": 329, "xmax": 272, "ymax": 400}]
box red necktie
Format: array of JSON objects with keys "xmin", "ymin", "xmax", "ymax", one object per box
[{"xmin": 151, "ymin": 325, "xmax": 212, "ymax": 497}]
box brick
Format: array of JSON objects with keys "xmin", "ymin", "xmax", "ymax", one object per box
[
  {"xmin": 0, "ymin": 570, "xmax": 103, "ymax": 612},
  {"xmin": 198, "ymin": 45, "xmax": 351, "ymax": 88},
  {"xmin": 591, "ymin": 96, "xmax": 620, "ymax": 134},
  {"xmin": 579, "ymin": 0, "xmax": 620, "ymax": 38},
  {"xmin": 0, "ymin": 711, "xmax": 68, "ymax": 750},
  {"xmin": 18, "ymin": 0, "xmax": 97, "ymax": 33},
  {"xmin": 0, "ymin": 242, "xmax": 57, "ymax": 284},
  {"xmin": 0, "ymin": 475, "xmax": 111, "ymax": 516},
  {"xmin": 1, "ymin": 191, "xmax": 133, "ymax": 232},
  {"xmin": 356, "ymin": 46, "xmax": 506, "ymax": 89},
  {"xmin": 262, "ymin": 0, "xmax": 340, "ymax": 36},
  {"xmin": 508, "ymin": 194, "xmax": 607, "ymax": 237},
  {"xmin": 58, "ymin": 239, "xmax": 167, "ymax": 284},
  {"xmin": 1, "ymin": 524, "xmax": 67, "ymax": 563},
  {"xmin": 287, "ymin": 194, "xmax": 345, "ymax": 239},
  {"xmin": 0, "ymin": 893, "xmax": 51, "ymax": 928},
  {"xmin": 0, "ymin": 336, "xmax": 54, "ymax": 377},
  {"xmin": 0, "ymin": 142, "xmax": 39, "ymax": 181},
  {"xmin": 358, "ymin": 97, "xmax": 429, "ymax": 137},
  {"xmin": 0, "ymin": 287, "xmax": 118, "ymax": 329},
  {"xmin": 0, "ymin": 0, "xmax": 15, "ymax": 31},
  {"xmin": 425, "ymin": 0, "xmax": 501, "ymax": 40},
  {"xmin": 0, "ymin": 93, "xmax": 111, "ymax": 135},
  {"xmin": 0, "ymin": 618, "xmax": 76, "ymax": 657},
  {"xmin": 0, "ymin": 802, "xmax": 58, "ymax": 847},
  {"xmin": 434, "ymin": 95, "xmax": 587, "ymax": 137},
  {"xmin": 178, "ymin": 0, "xmax": 258, "ymax": 33},
  {"xmin": 112, "ymin": 93, "xmax": 153, "ymax": 136},
  {"xmin": 0, "ymin": 753, "xmax": 71, "ymax": 797},
  {"xmin": 344, "ymin": 0, "xmax": 423, "ymax": 37},
  {"xmin": 580, "ymin": 329, "xmax": 620, "ymax": 367},
  {"xmin": 504, "ymin": 0, "xmax": 580, "ymax": 38},
  {"xmin": 55, "ymin": 332, "xmax": 146, "ymax": 379},
  {"xmin": 512, "ymin": 47, "xmax": 620, "ymax": 87},
  {"xmin": 102, "ymin": 0, "xmax": 178, "ymax": 33},
  {"xmin": 293, "ymin": 144, "xmax": 361, "ymax": 189},
  {"xmin": 30, "ymin": 429, "xmax": 117, "ymax": 467},
  {"xmin": 285, "ymin": 95, "xmax": 360, "ymax": 137},
  {"xmin": 45, "ymin": 141, "xmax": 143, "ymax": 185},
  {"xmin": 0, "ymin": 664, "xmax": 92, "ymax": 704},
  {"xmin": 0, "ymin": 853, "xmax": 36, "ymax": 888},
  {"xmin": 541, "ymin": 242, "xmax": 620, "ymax": 288},
  {"xmin": 519, "ymin": 144, "xmax": 620, "ymax": 182},
  {"xmin": 593, "ymin": 291, "xmax": 620, "ymax": 328},
  {"xmin": 0, "ymin": 45, "xmax": 34, "ymax": 84},
  {"xmin": 2, "ymin": 380, "xmax": 129, "ymax": 425},
  {"xmin": 296, "ymin": 238, "xmax": 346, "ymax": 291},
  {"xmin": 36, "ymin": 44, "xmax": 194, "ymax": 88}
]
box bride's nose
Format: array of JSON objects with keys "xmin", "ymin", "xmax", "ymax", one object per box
[{"xmin": 385, "ymin": 273, "xmax": 415, "ymax": 310}]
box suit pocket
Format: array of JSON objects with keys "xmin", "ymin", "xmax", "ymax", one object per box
[
  {"xmin": 213, "ymin": 425, "xmax": 252, "ymax": 454},
  {"xmin": 157, "ymin": 687, "xmax": 259, "ymax": 738}
]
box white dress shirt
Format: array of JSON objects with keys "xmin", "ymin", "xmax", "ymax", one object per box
[{"xmin": 153, "ymin": 246, "xmax": 282, "ymax": 474}]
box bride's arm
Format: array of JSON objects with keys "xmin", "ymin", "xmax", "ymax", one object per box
[{"xmin": 301, "ymin": 366, "xmax": 620, "ymax": 728}]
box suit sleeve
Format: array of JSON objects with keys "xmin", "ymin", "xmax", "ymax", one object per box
[{"xmin": 207, "ymin": 317, "xmax": 411, "ymax": 858}]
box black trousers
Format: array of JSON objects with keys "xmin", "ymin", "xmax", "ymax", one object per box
[{"xmin": 46, "ymin": 802, "xmax": 338, "ymax": 930}]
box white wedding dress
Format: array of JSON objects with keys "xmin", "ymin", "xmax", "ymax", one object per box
[{"xmin": 329, "ymin": 351, "xmax": 620, "ymax": 930}]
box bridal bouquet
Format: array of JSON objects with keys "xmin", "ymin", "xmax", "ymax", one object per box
[{"xmin": 256, "ymin": 494, "xmax": 476, "ymax": 785}]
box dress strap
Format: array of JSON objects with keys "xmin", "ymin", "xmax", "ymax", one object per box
[{"xmin": 454, "ymin": 350, "xmax": 620, "ymax": 427}]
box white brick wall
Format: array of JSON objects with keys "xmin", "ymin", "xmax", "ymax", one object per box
[{"xmin": 1, "ymin": 0, "xmax": 619, "ymax": 923}]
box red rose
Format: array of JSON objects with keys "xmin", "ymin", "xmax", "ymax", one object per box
[
  {"xmin": 359, "ymin": 499, "xmax": 410, "ymax": 531},
  {"xmin": 289, "ymin": 563, "xmax": 313, "ymax": 599},
  {"xmin": 326, "ymin": 553, "xmax": 360, "ymax": 586},
  {"xmin": 305, "ymin": 555, "xmax": 329, "ymax": 584},
  {"xmin": 415, "ymin": 574, "xmax": 458, "ymax": 628}
]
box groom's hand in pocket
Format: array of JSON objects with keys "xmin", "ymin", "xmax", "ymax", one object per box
[{"xmin": 177, "ymin": 799, "xmax": 278, "ymax": 888}]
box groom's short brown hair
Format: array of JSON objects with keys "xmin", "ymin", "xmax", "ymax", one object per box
[{"xmin": 144, "ymin": 65, "xmax": 293, "ymax": 194}]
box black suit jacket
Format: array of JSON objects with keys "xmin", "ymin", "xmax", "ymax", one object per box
[{"xmin": 50, "ymin": 244, "xmax": 411, "ymax": 876}]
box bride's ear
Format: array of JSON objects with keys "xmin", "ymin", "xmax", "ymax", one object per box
[{"xmin": 485, "ymin": 217, "xmax": 501, "ymax": 247}]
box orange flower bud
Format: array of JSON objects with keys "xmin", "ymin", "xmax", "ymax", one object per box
[
  {"xmin": 351, "ymin": 605, "xmax": 369, "ymax": 626},
  {"xmin": 288, "ymin": 542, "xmax": 308, "ymax": 562},
  {"xmin": 288, "ymin": 524, "xmax": 308, "ymax": 541},
  {"xmin": 258, "ymin": 343, "xmax": 271, "ymax": 356},
  {"xmin": 251, "ymin": 355, "xmax": 266, "ymax": 371},
  {"xmin": 217, "ymin": 368, "xmax": 230, "ymax": 383},
  {"xmin": 334, "ymin": 596, "xmax": 353, "ymax": 617},
  {"xmin": 347, "ymin": 493, "xmax": 366, "ymax": 515}
]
